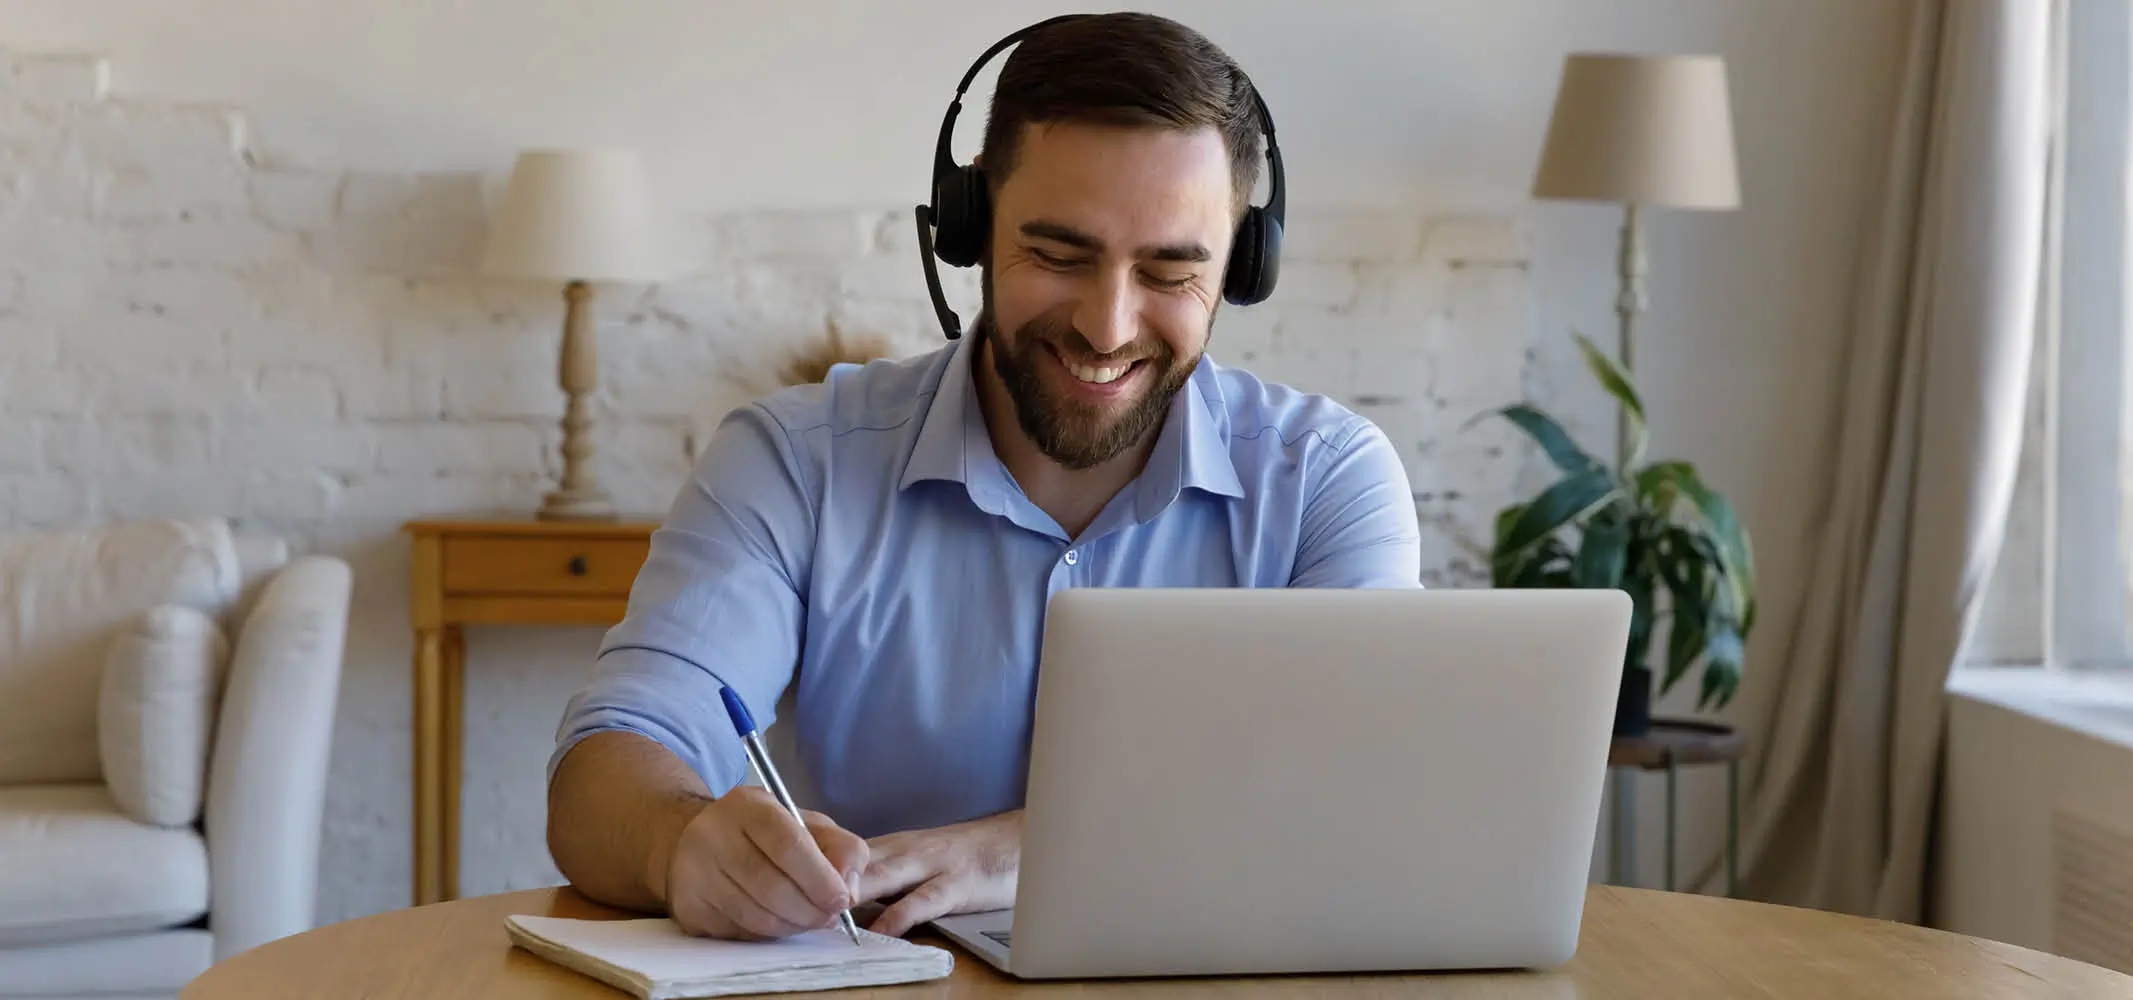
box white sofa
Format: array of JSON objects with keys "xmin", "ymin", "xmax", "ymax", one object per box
[{"xmin": 0, "ymin": 518, "xmax": 351, "ymax": 1000}]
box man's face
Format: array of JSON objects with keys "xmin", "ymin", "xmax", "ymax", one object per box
[{"xmin": 977, "ymin": 120, "xmax": 1234, "ymax": 470}]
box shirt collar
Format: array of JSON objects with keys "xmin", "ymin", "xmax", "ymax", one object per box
[{"xmin": 897, "ymin": 336, "xmax": 1245, "ymax": 519}]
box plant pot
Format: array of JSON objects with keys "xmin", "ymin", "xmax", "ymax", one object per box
[{"xmin": 1613, "ymin": 663, "xmax": 1653, "ymax": 737}]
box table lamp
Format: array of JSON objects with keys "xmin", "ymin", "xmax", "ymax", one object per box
[
  {"xmin": 1531, "ymin": 53, "xmax": 1740, "ymax": 467},
  {"xmin": 481, "ymin": 149, "xmax": 666, "ymax": 521}
]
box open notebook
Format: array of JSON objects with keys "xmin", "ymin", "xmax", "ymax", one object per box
[{"xmin": 506, "ymin": 914, "xmax": 956, "ymax": 999}]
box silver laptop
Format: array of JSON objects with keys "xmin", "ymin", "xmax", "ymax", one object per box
[{"xmin": 930, "ymin": 586, "xmax": 1630, "ymax": 979}]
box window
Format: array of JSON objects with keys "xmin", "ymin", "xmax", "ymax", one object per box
[{"xmin": 1981, "ymin": 0, "xmax": 2133, "ymax": 670}]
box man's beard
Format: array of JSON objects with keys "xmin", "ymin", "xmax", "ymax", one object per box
[{"xmin": 975, "ymin": 304, "xmax": 1203, "ymax": 472}]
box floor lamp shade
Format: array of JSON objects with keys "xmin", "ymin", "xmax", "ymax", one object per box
[{"xmin": 1531, "ymin": 53, "xmax": 1740, "ymax": 210}]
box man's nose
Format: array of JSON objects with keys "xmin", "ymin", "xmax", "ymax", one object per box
[{"xmin": 1072, "ymin": 271, "xmax": 1138, "ymax": 356}]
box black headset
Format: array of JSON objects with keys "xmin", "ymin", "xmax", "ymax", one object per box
[{"xmin": 915, "ymin": 13, "xmax": 1287, "ymax": 340}]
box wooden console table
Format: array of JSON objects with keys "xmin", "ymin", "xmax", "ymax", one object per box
[{"xmin": 403, "ymin": 517, "xmax": 660, "ymax": 906}]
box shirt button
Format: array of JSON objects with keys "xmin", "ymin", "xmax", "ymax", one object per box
[{"xmin": 1063, "ymin": 549, "xmax": 1079, "ymax": 566}]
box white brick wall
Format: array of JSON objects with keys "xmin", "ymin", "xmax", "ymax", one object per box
[{"xmin": 0, "ymin": 51, "xmax": 1557, "ymax": 923}]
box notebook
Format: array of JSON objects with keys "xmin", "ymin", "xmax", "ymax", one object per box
[{"xmin": 505, "ymin": 914, "xmax": 956, "ymax": 999}]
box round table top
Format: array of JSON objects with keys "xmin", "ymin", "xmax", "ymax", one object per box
[
  {"xmin": 182, "ymin": 885, "xmax": 2133, "ymax": 999},
  {"xmin": 1607, "ymin": 718, "xmax": 1746, "ymax": 769}
]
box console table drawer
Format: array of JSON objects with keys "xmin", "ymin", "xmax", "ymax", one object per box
[{"xmin": 441, "ymin": 536, "xmax": 648, "ymax": 596}]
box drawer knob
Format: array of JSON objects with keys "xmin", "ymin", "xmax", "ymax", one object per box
[{"xmin": 567, "ymin": 555, "xmax": 589, "ymax": 577}]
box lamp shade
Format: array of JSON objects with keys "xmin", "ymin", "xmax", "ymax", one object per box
[
  {"xmin": 1531, "ymin": 53, "xmax": 1740, "ymax": 210},
  {"xmin": 481, "ymin": 149, "xmax": 667, "ymax": 282}
]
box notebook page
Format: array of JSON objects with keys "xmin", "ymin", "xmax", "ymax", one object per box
[{"xmin": 506, "ymin": 914, "xmax": 954, "ymax": 997}]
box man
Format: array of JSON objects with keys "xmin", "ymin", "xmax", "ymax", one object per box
[{"xmin": 545, "ymin": 12, "xmax": 1421, "ymax": 943}]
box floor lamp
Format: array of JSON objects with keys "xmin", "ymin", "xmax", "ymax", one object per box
[
  {"xmin": 1531, "ymin": 53, "xmax": 1740, "ymax": 890},
  {"xmin": 481, "ymin": 149, "xmax": 667, "ymax": 521},
  {"xmin": 1531, "ymin": 53, "xmax": 1741, "ymax": 471}
]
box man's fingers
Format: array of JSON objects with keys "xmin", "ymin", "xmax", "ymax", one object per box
[
  {"xmin": 868, "ymin": 876, "xmax": 962, "ymax": 938},
  {"xmin": 725, "ymin": 827, "xmax": 840, "ymax": 930},
  {"xmin": 855, "ymin": 835, "xmax": 935, "ymax": 904},
  {"xmin": 804, "ymin": 814, "xmax": 868, "ymax": 891},
  {"xmin": 742, "ymin": 805, "xmax": 848, "ymax": 916},
  {"xmin": 695, "ymin": 852, "xmax": 810, "ymax": 938}
]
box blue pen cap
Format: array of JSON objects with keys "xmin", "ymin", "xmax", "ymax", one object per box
[{"xmin": 718, "ymin": 685, "xmax": 758, "ymax": 738}]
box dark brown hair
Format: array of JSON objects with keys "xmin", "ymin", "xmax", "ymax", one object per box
[{"xmin": 978, "ymin": 12, "xmax": 1263, "ymax": 215}]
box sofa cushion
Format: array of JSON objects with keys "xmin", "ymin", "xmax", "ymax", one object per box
[
  {"xmin": 100, "ymin": 605, "xmax": 230, "ymax": 828},
  {"xmin": 0, "ymin": 518, "xmax": 239, "ymax": 785},
  {"xmin": 0, "ymin": 785, "xmax": 209, "ymax": 948},
  {"xmin": 0, "ymin": 928, "xmax": 211, "ymax": 996}
]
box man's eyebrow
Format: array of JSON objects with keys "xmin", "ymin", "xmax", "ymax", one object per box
[{"xmin": 1019, "ymin": 219, "xmax": 1211, "ymax": 263}]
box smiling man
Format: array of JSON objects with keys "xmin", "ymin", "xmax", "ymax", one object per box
[{"xmin": 545, "ymin": 12, "xmax": 1422, "ymax": 944}]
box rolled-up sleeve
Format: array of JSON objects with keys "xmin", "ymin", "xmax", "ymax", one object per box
[
  {"xmin": 548, "ymin": 401, "xmax": 816, "ymax": 797},
  {"xmin": 1288, "ymin": 419, "xmax": 1424, "ymax": 589}
]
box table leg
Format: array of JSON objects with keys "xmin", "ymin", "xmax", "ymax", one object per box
[
  {"xmin": 1664, "ymin": 753, "xmax": 1678, "ymax": 892},
  {"xmin": 441, "ymin": 625, "xmax": 465, "ymax": 903},
  {"xmin": 412, "ymin": 627, "xmax": 444, "ymax": 906},
  {"xmin": 1610, "ymin": 768, "xmax": 1635, "ymax": 887},
  {"xmin": 1727, "ymin": 758, "xmax": 1740, "ymax": 897}
]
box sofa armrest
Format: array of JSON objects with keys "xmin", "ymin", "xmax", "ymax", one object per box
[{"xmin": 203, "ymin": 555, "xmax": 352, "ymax": 961}]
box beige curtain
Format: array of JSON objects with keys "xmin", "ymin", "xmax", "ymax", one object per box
[{"xmin": 1705, "ymin": 0, "xmax": 2057, "ymax": 921}]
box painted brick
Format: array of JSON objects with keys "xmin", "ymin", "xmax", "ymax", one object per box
[
  {"xmin": 11, "ymin": 54, "xmax": 110, "ymax": 102},
  {"xmin": 55, "ymin": 311, "xmax": 227, "ymax": 370},
  {"xmin": 1422, "ymin": 216, "xmax": 1532, "ymax": 268},
  {"xmin": 10, "ymin": 475, "xmax": 89, "ymax": 525},
  {"xmin": 250, "ymin": 170, "xmax": 342, "ymax": 233},
  {"xmin": 92, "ymin": 162, "xmax": 250, "ymax": 222},
  {"xmin": 1280, "ymin": 208, "xmax": 1423, "ymax": 262},
  {"xmin": 221, "ymin": 420, "xmax": 374, "ymax": 473},
  {"xmin": 98, "ymin": 468, "xmax": 247, "ymax": 520},
  {"xmin": 374, "ymin": 422, "xmax": 547, "ymax": 476},
  {"xmin": 0, "ymin": 419, "xmax": 39, "ymax": 470},
  {"xmin": 710, "ymin": 209, "xmax": 874, "ymax": 259},
  {"xmin": 243, "ymin": 469, "xmax": 343, "ymax": 521},
  {"xmin": 256, "ymin": 367, "xmax": 345, "ymax": 423},
  {"xmin": 334, "ymin": 471, "xmax": 550, "ymax": 520},
  {"xmin": 341, "ymin": 365, "xmax": 445, "ymax": 421},
  {"xmin": 43, "ymin": 415, "xmax": 215, "ymax": 472},
  {"xmin": 441, "ymin": 365, "xmax": 566, "ymax": 422},
  {"xmin": 1272, "ymin": 262, "xmax": 1361, "ymax": 310}
]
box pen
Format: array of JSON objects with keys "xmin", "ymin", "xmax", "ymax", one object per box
[{"xmin": 718, "ymin": 685, "xmax": 863, "ymax": 947}]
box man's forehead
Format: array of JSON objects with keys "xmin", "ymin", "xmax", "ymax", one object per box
[{"xmin": 995, "ymin": 120, "xmax": 1234, "ymax": 235}]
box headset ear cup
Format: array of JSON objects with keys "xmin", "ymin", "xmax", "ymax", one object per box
[
  {"xmin": 932, "ymin": 166, "xmax": 990, "ymax": 269},
  {"xmin": 1224, "ymin": 207, "xmax": 1280, "ymax": 306}
]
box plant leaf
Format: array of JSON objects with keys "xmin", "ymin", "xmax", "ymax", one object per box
[
  {"xmin": 1496, "ymin": 467, "xmax": 1620, "ymax": 565},
  {"xmin": 1634, "ymin": 460, "xmax": 1696, "ymax": 513},
  {"xmin": 1700, "ymin": 622, "xmax": 1745, "ymax": 710},
  {"xmin": 1667, "ymin": 468, "xmax": 1756, "ymax": 635},
  {"xmin": 1574, "ymin": 517, "xmax": 1631, "ymax": 589},
  {"xmin": 1489, "ymin": 404, "xmax": 1602, "ymax": 476},
  {"xmin": 1656, "ymin": 538, "xmax": 1708, "ymax": 695},
  {"xmin": 1574, "ymin": 330, "xmax": 1647, "ymax": 469}
]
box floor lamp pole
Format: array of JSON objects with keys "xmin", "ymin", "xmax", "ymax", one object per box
[
  {"xmin": 1615, "ymin": 201, "xmax": 1646, "ymax": 471},
  {"xmin": 1608, "ymin": 199, "xmax": 1647, "ymax": 889}
]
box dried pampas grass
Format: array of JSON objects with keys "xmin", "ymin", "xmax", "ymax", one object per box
[{"xmin": 776, "ymin": 325, "xmax": 895, "ymax": 386}]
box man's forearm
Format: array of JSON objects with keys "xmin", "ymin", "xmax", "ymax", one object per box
[{"xmin": 547, "ymin": 730, "xmax": 714, "ymax": 914}]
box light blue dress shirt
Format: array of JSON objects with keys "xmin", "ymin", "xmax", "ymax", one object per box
[{"xmin": 551, "ymin": 334, "xmax": 1422, "ymax": 838}]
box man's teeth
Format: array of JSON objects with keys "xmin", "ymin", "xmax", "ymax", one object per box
[{"xmin": 1068, "ymin": 362, "xmax": 1128, "ymax": 384}]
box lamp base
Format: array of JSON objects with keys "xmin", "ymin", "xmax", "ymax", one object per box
[{"xmin": 537, "ymin": 486, "xmax": 617, "ymax": 522}]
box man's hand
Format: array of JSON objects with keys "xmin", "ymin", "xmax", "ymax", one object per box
[
  {"xmin": 659, "ymin": 786, "xmax": 870, "ymax": 941},
  {"xmin": 855, "ymin": 811, "xmax": 1023, "ymax": 937}
]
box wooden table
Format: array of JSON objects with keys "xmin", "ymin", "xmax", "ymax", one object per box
[
  {"xmin": 182, "ymin": 886, "xmax": 2133, "ymax": 998},
  {"xmin": 403, "ymin": 517, "xmax": 660, "ymax": 906}
]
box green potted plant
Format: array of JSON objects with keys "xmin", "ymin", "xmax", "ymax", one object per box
[{"xmin": 1478, "ymin": 333, "xmax": 1756, "ymax": 735}]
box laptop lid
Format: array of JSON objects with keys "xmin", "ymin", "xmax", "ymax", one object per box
[{"xmin": 1005, "ymin": 587, "xmax": 1630, "ymax": 979}]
